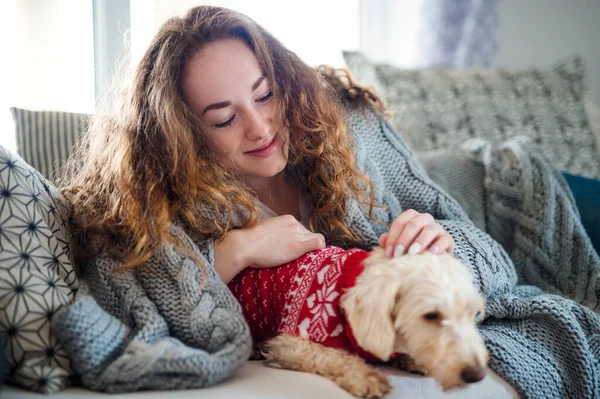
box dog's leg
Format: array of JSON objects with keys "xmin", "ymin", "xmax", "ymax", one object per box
[
  {"xmin": 387, "ymin": 354, "xmax": 425, "ymax": 375},
  {"xmin": 263, "ymin": 334, "xmax": 392, "ymax": 398},
  {"xmin": 250, "ymin": 341, "xmax": 267, "ymax": 360}
]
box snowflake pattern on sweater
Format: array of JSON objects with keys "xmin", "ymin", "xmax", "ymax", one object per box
[{"xmin": 228, "ymin": 246, "xmax": 379, "ymax": 358}]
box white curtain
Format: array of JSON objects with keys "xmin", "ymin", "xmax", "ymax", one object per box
[
  {"xmin": 359, "ymin": 0, "xmax": 499, "ymax": 69},
  {"xmin": 417, "ymin": 0, "xmax": 499, "ymax": 68}
]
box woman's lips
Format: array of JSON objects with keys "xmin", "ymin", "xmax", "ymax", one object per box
[{"xmin": 245, "ymin": 136, "xmax": 277, "ymax": 158}]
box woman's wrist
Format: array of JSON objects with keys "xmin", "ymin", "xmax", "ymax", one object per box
[{"xmin": 214, "ymin": 229, "xmax": 251, "ymax": 283}]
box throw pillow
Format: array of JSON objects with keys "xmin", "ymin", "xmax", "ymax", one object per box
[
  {"xmin": 343, "ymin": 52, "xmax": 600, "ymax": 179},
  {"xmin": 0, "ymin": 145, "xmax": 78, "ymax": 393},
  {"xmin": 562, "ymin": 172, "xmax": 600, "ymax": 254},
  {"xmin": 10, "ymin": 108, "xmax": 90, "ymax": 183}
]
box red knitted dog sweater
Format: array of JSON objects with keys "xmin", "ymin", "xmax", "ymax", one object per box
[{"xmin": 228, "ymin": 246, "xmax": 384, "ymax": 361}]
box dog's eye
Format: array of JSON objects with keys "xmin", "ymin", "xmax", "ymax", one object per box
[{"xmin": 423, "ymin": 312, "xmax": 440, "ymax": 321}]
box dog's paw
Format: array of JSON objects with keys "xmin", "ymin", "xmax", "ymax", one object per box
[
  {"xmin": 387, "ymin": 354, "xmax": 425, "ymax": 375},
  {"xmin": 336, "ymin": 367, "xmax": 392, "ymax": 398},
  {"xmin": 250, "ymin": 346, "xmax": 266, "ymax": 360},
  {"xmin": 263, "ymin": 358, "xmax": 283, "ymax": 369}
]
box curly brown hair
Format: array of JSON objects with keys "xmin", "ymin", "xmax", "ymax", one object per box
[{"xmin": 60, "ymin": 5, "xmax": 385, "ymax": 270}]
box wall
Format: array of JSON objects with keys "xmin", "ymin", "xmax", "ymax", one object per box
[
  {"xmin": 495, "ymin": 0, "xmax": 600, "ymax": 101},
  {"xmin": 129, "ymin": 0, "xmax": 360, "ymax": 68}
]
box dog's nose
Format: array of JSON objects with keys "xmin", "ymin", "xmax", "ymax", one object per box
[{"xmin": 461, "ymin": 366, "xmax": 485, "ymax": 383}]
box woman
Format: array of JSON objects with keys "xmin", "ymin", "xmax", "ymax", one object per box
[
  {"xmin": 57, "ymin": 5, "xmax": 599, "ymax": 398},
  {"xmin": 63, "ymin": 6, "xmax": 454, "ymax": 283}
]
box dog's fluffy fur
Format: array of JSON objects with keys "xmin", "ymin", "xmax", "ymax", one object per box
[{"xmin": 262, "ymin": 248, "xmax": 489, "ymax": 397}]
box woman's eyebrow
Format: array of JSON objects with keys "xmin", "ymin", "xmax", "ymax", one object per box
[
  {"xmin": 251, "ymin": 75, "xmax": 266, "ymax": 91},
  {"xmin": 202, "ymin": 101, "xmax": 230, "ymax": 115},
  {"xmin": 202, "ymin": 75, "xmax": 267, "ymax": 115}
]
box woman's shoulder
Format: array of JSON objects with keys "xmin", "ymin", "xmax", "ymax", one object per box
[
  {"xmin": 343, "ymin": 102, "xmax": 382, "ymax": 124},
  {"xmin": 318, "ymin": 65, "xmax": 385, "ymax": 117},
  {"xmin": 342, "ymin": 102, "xmax": 390, "ymax": 145}
]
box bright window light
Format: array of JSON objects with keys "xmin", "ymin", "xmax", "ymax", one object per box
[
  {"xmin": 0, "ymin": 0, "xmax": 95, "ymax": 154},
  {"xmin": 130, "ymin": 0, "xmax": 360, "ymax": 68}
]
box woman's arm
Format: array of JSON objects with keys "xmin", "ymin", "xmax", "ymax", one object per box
[
  {"xmin": 348, "ymin": 106, "xmax": 471, "ymax": 223},
  {"xmin": 214, "ymin": 229, "xmax": 248, "ymax": 284},
  {"xmin": 214, "ymin": 215, "xmax": 326, "ymax": 283},
  {"xmin": 344, "ymin": 106, "xmax": 517, "ymax": 296}
]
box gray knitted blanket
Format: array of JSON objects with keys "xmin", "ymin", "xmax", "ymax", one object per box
[
  {"xmin": 53, "ymin": 106, "xmax": 600, "ymax": 398},
  {"xmin": 343, "ymin": 107, "xmax": 600, "ymax": 399},
  {"xmin": 52, "ymin": 226, "xmax": 252, "ymax": 392},
  {"xmin": 417, "ymin": 138, "xmax": 600, "ymax": 399}
]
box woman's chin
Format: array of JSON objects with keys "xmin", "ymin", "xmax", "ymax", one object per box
[
  {"xmin": 255, "ymin": 162, "xmax": 287, "ymax": 177},
  {"xmin": 242, "ymin": 165, "xmax": 287, "ymax": 184}
]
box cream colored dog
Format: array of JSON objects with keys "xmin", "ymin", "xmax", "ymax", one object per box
[{"xmin": 262, "ymin": 248, "xmax": 489, "ymax": 398}]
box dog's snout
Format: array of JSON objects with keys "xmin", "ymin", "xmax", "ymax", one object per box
[{"xmin": 461, "ymin": 366, "xmax": 485, "ymax": 383}]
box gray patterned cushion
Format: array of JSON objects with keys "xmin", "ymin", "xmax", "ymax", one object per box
[
  {"xmin": 0, "ymin": 145, "xmax": 78, "ymax": 393},
  {"xmin": 344, "ymin": 52, "xmax": 600, "ymax": 179}
]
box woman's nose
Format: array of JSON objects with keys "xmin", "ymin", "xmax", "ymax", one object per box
[{"xmin": 244, "ymin": 108, "xmax": 271, "ymax": 140}]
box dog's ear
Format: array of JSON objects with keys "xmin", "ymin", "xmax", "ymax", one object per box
[{"xmin": 341, "ymin": 269, "xmax": 403, "ymax": 361}]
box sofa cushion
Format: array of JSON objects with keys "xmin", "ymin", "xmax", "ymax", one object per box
[
  {"xmin": 343, "ymin": 52, "xmax": 600, "ymax": 179},
  {"xmin": 9, "ymin": 108, "xmax": 90, "ymax": 183},
  {"xmin": 0, "ymin": 145, "xmax": 78, "ymax": 393},
  {"xmin": 1, "ymin": 360, "xmax": 520, "ymax": 399},
  {"xmin": 562, "ymin": 172, "xmax": 600, "ymax": 254}
]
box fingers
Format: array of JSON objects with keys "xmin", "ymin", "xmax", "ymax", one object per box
[
  {"xmin": 429, "ymin": 234, "xmax": 454, "ymax": 255},
  {"xmin": 378, "ymin": 232, "xmax": 389, "ymax": 247},
  {"xmin": 385, "ymin": 210, "xmax": 431, "ymax": 258},
  {"xmin": 262, "ymin": 214, "xmax": 311, "ymax": 234},
  {"xmin": 404, "ymin": 224, "xmax": 440, "ymax": 255},
  {"xmin": 384, "ymin": 210, "xmax": 454, "ymax": 258},
  {"xmin": 296, "ymin": 233, "xmax": 326, "ymax": 253}
]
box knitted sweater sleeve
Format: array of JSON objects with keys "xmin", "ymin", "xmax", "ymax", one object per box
[
  {"xmin": 52, "ymin": 225, "xmax": 251, "ymax": 392},
  {"xmin": 345, "ymin": 106, "xmax": 517, "ymax": 297}
]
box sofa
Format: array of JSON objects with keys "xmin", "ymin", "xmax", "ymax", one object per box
[
  {"xmin": 2, "ymin": 54, "xmax": 600, "ymax": 398},
  {"xmin": 0, "ymin": 129, "xmax": 519, "ymax": 399}
]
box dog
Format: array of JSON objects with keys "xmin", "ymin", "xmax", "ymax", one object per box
[{"xmin": 228, "ymin": 246, "xmax": 489, "ymax": 398}]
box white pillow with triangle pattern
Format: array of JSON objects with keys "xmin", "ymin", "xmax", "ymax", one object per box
[{"xmin": 0, "ymin": 145, "xmax": 78, "ymax": 393}]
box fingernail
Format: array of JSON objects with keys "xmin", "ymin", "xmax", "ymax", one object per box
[
  {"xmin": 408, "ymin": 243, "xmax": 422, "ymax": 255},
  {"xmin": 393, "ymin": 245, "xmax": 405, "ymax": 257},
  {"xmin": 386, "ymin": 246, "xmax": 393, "ymax": 258},
  {"xmin": 430, "ymin": 245, "xmax": 441, "ymax": 254}
]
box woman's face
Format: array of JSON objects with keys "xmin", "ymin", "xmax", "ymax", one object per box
[{"xmin": 182, "ymin": 38, "xmax": 288, "ymax": 188}]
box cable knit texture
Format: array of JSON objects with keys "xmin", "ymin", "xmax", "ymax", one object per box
[
  {"xmin": 51, "ymin": 105, "xmax": 600, "ymax": 398},
  {"xmin": 52, "ymin": 225, "xmax": 251, "ymax": 393},
  {"xmin": 344, "ymin": 106, "xmax": 600, "ymax": 399}
]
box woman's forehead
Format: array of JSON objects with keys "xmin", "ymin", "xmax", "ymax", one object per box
[{"xmin": 182, "ymin": 38, "xmax": 265, "ymax": 110}]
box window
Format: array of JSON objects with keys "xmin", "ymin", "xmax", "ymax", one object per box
[{"xmin": 0, "ymin": 0, "xmax": 95, "ymax": 153}]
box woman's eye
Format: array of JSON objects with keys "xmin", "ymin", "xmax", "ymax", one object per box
[
  {"xmin": 215, "ymin": 115, "xmax": 235, "ymax": 128},
  {"xmin": 257, "ymin": 90, "xmax": 273, "ymax": 103}
]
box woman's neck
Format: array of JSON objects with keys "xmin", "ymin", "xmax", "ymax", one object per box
[{"xmin": 250, "ymin": 172, "xmax": 301, "ymax": 220}]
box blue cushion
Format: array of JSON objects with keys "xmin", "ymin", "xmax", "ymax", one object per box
[
  {"xmin": 0, "ymin": 338, "xmax": 4, "ymax": 388},
  {"xmin": 562, "ymin": 172, "xmax": 600, "ymax": 253}
]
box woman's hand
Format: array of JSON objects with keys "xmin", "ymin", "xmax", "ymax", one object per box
[
  {"xmin": 214, "ymin": 215, "xmax": 326, "ymax": 283},
  {"xmin": 379, "ymin": 209, "xmax": 453, "ymax": 258}
]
